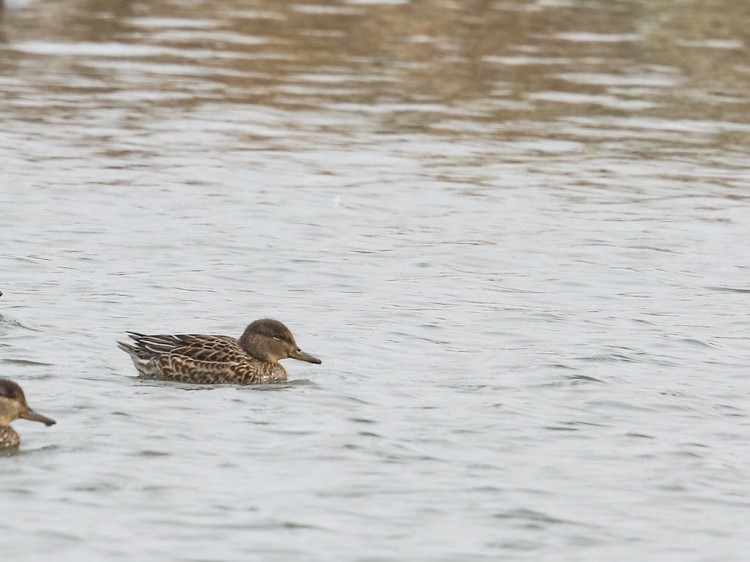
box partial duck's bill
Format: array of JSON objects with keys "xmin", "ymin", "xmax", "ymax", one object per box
[
  {"xmin": 290, "ymin": 348, "xmax": 322, "ymax": 364},
  {"xmin": 20, "ymin": 408, "xmax": 56, "ymax": 426}
]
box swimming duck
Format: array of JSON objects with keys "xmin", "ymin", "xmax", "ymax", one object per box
[
  {"xmin": 117, "ymin": 318, "xmax": 322, "ymax": 384},
  {"xmin": 0, "ymin": 379, "xmax": 56, "ymax": 449}
]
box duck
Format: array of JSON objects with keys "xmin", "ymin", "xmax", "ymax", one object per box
[
  {"xmin": 117, "ymin": 318, "xmax": 322, "ymax": 384},
  {"xmin": 0, "ymin": 379, "xmax": 56, "ymax": 449}
]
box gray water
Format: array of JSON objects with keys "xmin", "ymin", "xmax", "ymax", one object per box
[{"xmin": 1, "ymin": 0, "xmax": 750, "ymax": 560}]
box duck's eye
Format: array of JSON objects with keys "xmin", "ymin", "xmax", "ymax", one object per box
[{"xmin": 272, "ymin": 334, "xmax": 285, "ymax": 341}]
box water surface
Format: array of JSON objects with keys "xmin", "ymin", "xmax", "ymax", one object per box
[{"xmin": 1, "ymin": 0, "xmax": 750, "ymax": 560}]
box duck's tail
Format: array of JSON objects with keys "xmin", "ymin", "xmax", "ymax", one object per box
[
  {"xmin": 117, "ymin": 338, "xmax": 160, "ymax": 377},
  {"xmin": 116, "ymin": 340, "xmax": 137, "ymax": 355},
  {"xmin": 117, "ymin": 333, "xmax": 157, "ymax": 358}
]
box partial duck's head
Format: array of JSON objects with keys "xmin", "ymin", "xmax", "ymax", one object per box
[
  {"xmin": 238, "ymin": 319, "xmax": 322, "ymax": 365},
  {"xmin": 0, "ymin": 379, "xmax": 56, "ymax": 428}
]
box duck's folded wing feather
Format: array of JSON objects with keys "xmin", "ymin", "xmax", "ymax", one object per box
[{"xmin": 127, "ymin": 333, "xmax": 246, "ymax": 362}]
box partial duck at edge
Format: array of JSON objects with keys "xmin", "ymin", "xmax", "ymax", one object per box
[{"xmin": 0, "ymin": 379, "xmax": 56, "ymax": 449}]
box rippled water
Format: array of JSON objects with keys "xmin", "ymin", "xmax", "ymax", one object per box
[{"xmin": 2, "ymin": 0, "xmax": 750, "ymax": 560}]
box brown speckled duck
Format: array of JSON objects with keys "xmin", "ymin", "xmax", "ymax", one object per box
[
  {"xmin": 0, "ymin": 379, "xmax": 56, "ymax": 449},
  {"xmin": 117, "ymin": 319, "xmax": 322, "ymax": 384}
]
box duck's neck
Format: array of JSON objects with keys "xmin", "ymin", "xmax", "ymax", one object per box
[
  {"xmin": 237, "ymin": 330, "xmax": 257, "ymax": 357},
  {"xmin": 237, "ymin": 332, "xmax": 273, "ymax": 362},
  {"xmin": 0, "ymin": 425, "xmax": 20, "ymax": 448}
]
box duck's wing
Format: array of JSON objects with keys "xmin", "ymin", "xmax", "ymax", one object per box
[{"xmin": 124, "ymin": 333, "xmax": 247, "ymax": 362}]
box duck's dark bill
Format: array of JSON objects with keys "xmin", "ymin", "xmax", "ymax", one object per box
[
  {"xmin": 20, "ymin": 408, "xmax": 56, "ymax": 426},
  {"xmin": 291, "ymin": 349, "xmax": 322, "ymax": 364}
]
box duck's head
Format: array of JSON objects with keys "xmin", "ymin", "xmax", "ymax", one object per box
[
  {"xmin": 238, "ymin": 319, "xmax": 322, "ymax": 365},
  {"xmin": 0, "ymin": 379, "xmax": 56, "ymax": 428}
]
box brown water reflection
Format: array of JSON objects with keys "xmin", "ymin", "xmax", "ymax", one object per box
[{"xmin": 2, "ymin": 0, "xmax": 750, "ymax": 142}]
